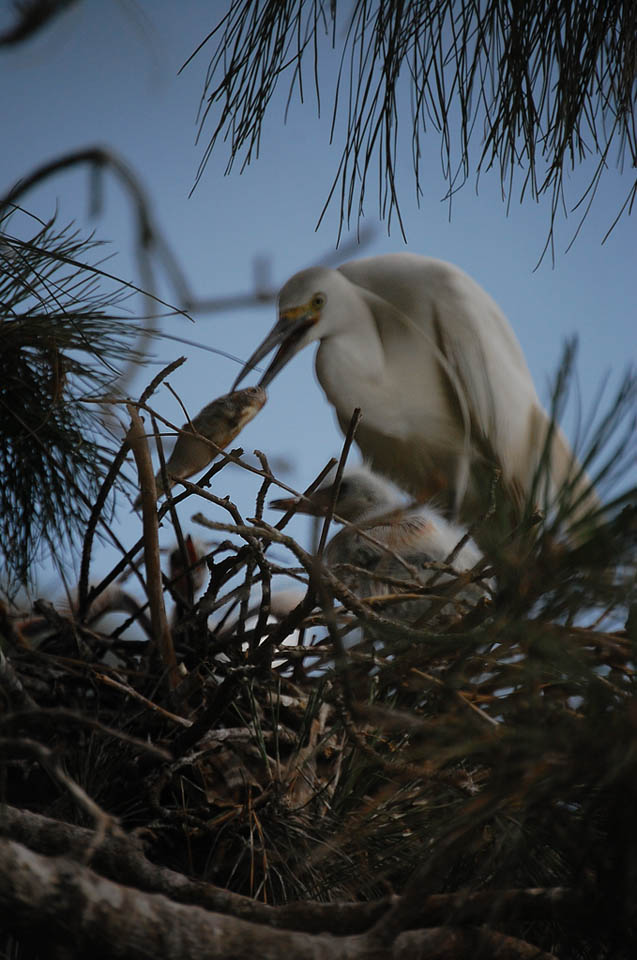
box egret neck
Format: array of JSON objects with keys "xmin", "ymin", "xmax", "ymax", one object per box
[{"xmin": 314, "ymin": 299, "xmax": 387, "ymax": 429}]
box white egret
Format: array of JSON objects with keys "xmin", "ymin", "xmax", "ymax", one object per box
[
  {"xmin": 234, "ymin": 254, "xmax": 596, "ymax": 536},
  {"xmin": 134, "ymin": 386, "xmax": 266, "ymax": 507},
  {"xmin": 271, "ymin": 465, "xmax": 488, "ymax": 625}
]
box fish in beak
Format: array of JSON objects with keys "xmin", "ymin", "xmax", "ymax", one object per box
[
  {"xmin": 133, "ymin": 385, "xmax": 267, "ymax": 509},
  {"xmin": 232, "ymin": 304, "xmax": 319, "ymax": 391}
]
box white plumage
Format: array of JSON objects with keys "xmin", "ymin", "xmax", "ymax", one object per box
[
  {"xmin": 235, "ymin": 253, "xmax": 596, "ymax": 535},
  {"xmin": 271, "ymin": 465, "xmax": 488, "ymax": 626}
]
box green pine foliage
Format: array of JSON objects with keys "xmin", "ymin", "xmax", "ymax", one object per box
[{"xmin": 0, "ymin": 210, "xmax": 140, "ymax": 589}]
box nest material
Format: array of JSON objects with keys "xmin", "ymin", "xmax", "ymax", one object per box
[{"xmin": 1, "ymin": 447, "xmax": 636, "ymax": 959}]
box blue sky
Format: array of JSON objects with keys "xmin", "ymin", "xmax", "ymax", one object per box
[{"xmin": 1, "ymin": 1, "xmax": 634, "ymax": 601}]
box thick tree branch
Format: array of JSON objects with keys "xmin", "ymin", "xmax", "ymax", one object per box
[
  {"xmin": 0, "ymin": 836, "xmax": 562, "ymax": 960},
  {"xmin": 0, "ymin": 806, "xmax": 586, "ymax": 939}
]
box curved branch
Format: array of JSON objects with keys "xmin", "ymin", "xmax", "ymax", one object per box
[
  {"xmin": 0, "ymin": 835, "xmax": 561, "ymax": 960},
  {"xmin": 0, "ymin": 806, "xmax": 585, "ymax": 938}
]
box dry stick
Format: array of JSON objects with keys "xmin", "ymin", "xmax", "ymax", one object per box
[
  {"xmin": 316, "ymin": 407, "xmax": 362, "ymax": 559},
  {"xmin": 187, "ymin": 226, "xmax": 376, "ymax": 314},
  {"xmin": 316, "ymin": 575, "xmax": 355, "ymax": 709},
  {"xmin": 0, "ymin": 737, "xmax": 122, "ymax": 836},
  {"xmin": 5, "ymin": 150, "xmax": 187, "ymax": 406},
  {"xmin": 108, "ymin": 562, "xmax": 203, "ymax": 643},
  {"xmin": 253, "ymin": 449, "xmax": 273, "ymax": 521},
  {"xmin": 0, "ymin": 706, "xmax": 172, "ymax": 758},
  {"xmin": 418, "ymin": 504, "xmax": 542, "ymax": 632},
  {"xmin": 0, "ymin": 649, "xmax": 37, "ymax": 709},
  {"xmin": 197, "ymin": 456, "xmax": 340, "ymax": 640},
  {"xmin": 135, "ymin": 401, "xmax": 337, "ymax": 503},
  {"xmin": 411, "ymin": 667, "xmax": 500, "ymax": 728},
  {"xmin": 135, "ymin": 357, "xmax": 189, "ymax": 410},
  {"xmin": 79, "ymin": 357, "xmax": 187, "ymax": 619},
  {"xmin": 312, "ymin": 414, "xmax": 362, "ymax": 706},
  {"xmin": 151, "ymin": 413, "xmax": 194, "ymax": 615},
  {"xmin": 91, "ymin": 513, "xmax": 149, "ymax": 596},
  {"xmin": 201, "ymin": 421, "xmax": 360, "ymax": 672},
  {"xmin": 210, "ymin": 485, "xmax": 258, "ymax": 652},
  {"xmin": 1, "ymin": 149, "xmax": 192, "ymax": 313},
  {"xmin": 160, "ymin": 387, "xmax": 206, "ymax": 617},
  {"xmin": 423, "ymin": 467, "xmax": 502, "ymax": 602},
  {"xmin": 192, "ymin": 516, "xmax": 469, "ymax": 656},
  {"xmin": 94, "ymin": 673, "xmax": 192, "ymax": 728},
  {"xmin": 274, "ymin": 458, "xmax": 338, "ymax": 531},
  {"xmin": 107, "ymin": 518, "xmax": 243, "ymax": 644},
  {"xmin": 176, "ymin": 481, "xmax": 273, "ymax": 650},
  {"xmin": 3, "ymin": 405, "xmax": 138, "ymax": 629},
  {"xmin": 100, "ymin": 434, "xmax": 363, "ymax": 652},
  {"xmin": 126, "ymin": 405, "xmax": 178, "ymax": 689},
  {"xmin": 250, "ymin": 450, "xmax": 274, "ymax": 649},
  {"xmin": 408, "ymin": 483, "xmax": 505, "ymax": 631},
  {"xmin": 235, "ymin": 565, "xmax": 256, "ymax": 652},
  {"xmin": 77, "ymin": 438, "xmax": 132, "ymax": 619},
  {"xmin": 88, "ymin": 416, "xmax": 333, "ymax": 615}
]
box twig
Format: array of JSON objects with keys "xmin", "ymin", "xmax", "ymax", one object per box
[
  {"xmin": 93, "ymin": 673, "xmax": 192, "ymax": 728},
  {"xmin": 77, "ymin": 436, "xmax": 131, "ymax": 619},
  {"xmin": 138, "ymin": 358, "xmax": 189, "ymax": 407},
  {"xmin": 192, "ymin": 513, "xmax": 455, "ymax": 642},
  {"xmin": 0, "ymin": 706, "xmax": 172, "ymax": 757},
  {"xmin": 79, "ymin": 358, "xmax": 187, "ymax": 618},
  {"xmin": 2, "ymin": 146, "xmax": 192, "ymax": 317},
  {"xmin": 126, "ymin": 405, "xmax": 178, "ymax": 688},
  {"xmin": 0, "ymin": 738, "xmax": 122, "ymax": 836},
  {"xmin": 411, "ymin": 667, "xmax": 500, "ymax": 728},
  {"xmin": 316, "ymin": 408, "xmax": 361, "ymax": 558},
  {"xmin": 0, "ymin": 649, "xmax": 37, "ymax": 709},
  {"xmin": 274, "ymin": 458, "xmax": 338, "ymax": 531},
  {"xmin": 151, "ymin": 413, "xmax": 194, "ymax": 615}
]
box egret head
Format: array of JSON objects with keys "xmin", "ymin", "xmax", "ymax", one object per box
[{"xmin": 232, "ymin": 267, "xmax": 355, "ymax": 390}]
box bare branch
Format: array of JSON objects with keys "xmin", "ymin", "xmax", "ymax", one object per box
[{"xmin": 126, "ymin": 404, "xmax": 178, "ymax": 688}]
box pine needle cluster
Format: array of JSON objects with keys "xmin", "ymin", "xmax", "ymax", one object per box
[
  {"xmin": 0, "ymin": 209, "xmax": 140, "ymax": 590},
  {"xmin": 187, "ymin": 1, "xmax": 637, "ymax": 241}
]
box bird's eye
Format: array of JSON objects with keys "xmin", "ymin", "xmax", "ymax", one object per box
[{"xmin": 311, "ymin": 293, "xmax": 326, "ymax": 310}]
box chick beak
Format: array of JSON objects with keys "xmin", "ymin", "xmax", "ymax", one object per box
[
  {"xmin": 232, "ymin": 307, "xmax": 316, "ymax": 391},
  {"xmin": 269, "ymin": 486, "xmax": 332, "ymax": 517}
]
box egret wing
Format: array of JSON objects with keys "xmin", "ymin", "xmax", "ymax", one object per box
[{"xmin": 338, "ymin": 253, "xmax": 547, "ymax": 511}]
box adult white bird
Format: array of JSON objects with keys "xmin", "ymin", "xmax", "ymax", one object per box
[
  {"xmin": 271, "ymin": 465, "xmax": 488, "ymax": 626},
  {"xmin": 234, "ymin": 254, "xmax": 596, "ymax": 538}
]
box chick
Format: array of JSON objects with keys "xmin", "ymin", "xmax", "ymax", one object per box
[{"xmin": 271, "ymin": 465, "xmax": 488, "ymax": 624}]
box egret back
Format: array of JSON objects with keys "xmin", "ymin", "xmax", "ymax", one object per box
[{"xmin": 333, "ymin": 253, "xmax": 597, "ymax": 536}]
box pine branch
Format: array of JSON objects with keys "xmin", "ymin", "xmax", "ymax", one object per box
[{"xmin": 187, "ymin": 1, "xmax": 637, "ymax": 245}]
